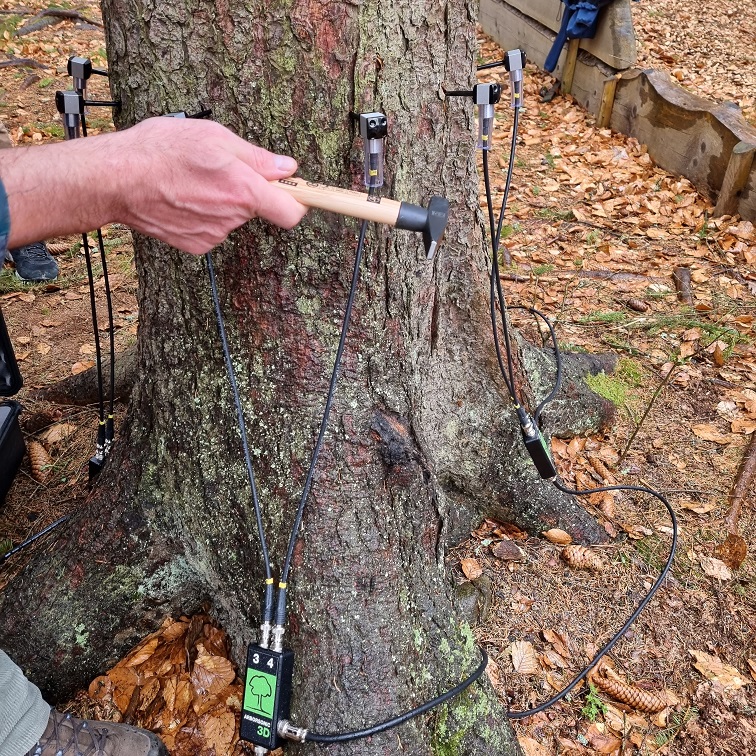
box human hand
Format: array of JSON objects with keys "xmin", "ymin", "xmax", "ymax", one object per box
[{"xmin": 111, "ymin": 118, "xmax": 308, "ymax": 254}]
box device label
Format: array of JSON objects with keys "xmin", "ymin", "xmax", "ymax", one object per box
[{"xmin": 243, "ymin": 666, "xmax": 277, "ymax": 720}]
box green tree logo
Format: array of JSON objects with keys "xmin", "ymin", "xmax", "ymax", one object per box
[{"xmin": 245, "ymin": 672, "xmax": 276, "ymax": 717}]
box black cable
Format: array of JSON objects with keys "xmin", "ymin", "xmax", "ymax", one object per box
[
  {"xmin": 494, "ymin": 107, "xmax": 520, "ymax": 253},
  {"xmin": 96, "ymin": 228, "xmax": 116, "ymax": 417},
  {"xmin": 508, "ymin": 306, "xmax": 563, "ymax": 426},
  {"xmin": 507, "ymin": 478, "xmax": 677, "ymax": 719},
  {"xmin": 477, "ymin": 87, "xmax": 678, "ymax": 722},
  {"xmin": 0, "ymin": 515, "xmax": 70, "ymax": 566},
  {"xmin": 80, "ymin": 112, "xmax": 117, "ymax": 455},
  {"xmin": 81, "ymin": 232, "xmax": 105, "ymax": 424},
  {"xmin": 206, "ymin": 253, "xmax": 275, "ymax": 620},
  {"xmin": 305, "ymin": 648, "xmax": 489, "ymax": 743},
  {"xmin": 275, "ymin": 190, "xmax": 374, "ymax": 624},
  {"xmin": 482, "ymin": 149, "xmax": 518, "ymax": 403}
]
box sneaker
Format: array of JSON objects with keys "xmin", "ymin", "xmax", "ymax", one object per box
[
  {"xmin": 25, "ymin": 708, "xmax": 167, "ymax": 756},
  {"xmin": 7, "ymin": 242, "xmax": 59, "ymax": 282}
]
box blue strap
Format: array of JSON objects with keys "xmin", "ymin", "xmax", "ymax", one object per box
[{"xmin": 544, "ymin": 6, "xmax": 574, "ymax": 72}]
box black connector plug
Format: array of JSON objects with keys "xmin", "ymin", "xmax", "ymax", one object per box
[
  {"xmin": 517, "ymin": 407, "xmax": 556, "ymax": 479},
  {"xmin": 522, "ymin": 428, "xmax": 557, "ymax": 480},
  {"xmin": 240, "ymin": 644, "xmax": 295, "ymax": 750}
]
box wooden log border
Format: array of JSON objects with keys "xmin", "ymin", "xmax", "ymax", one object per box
[
  {"xmin": 479, "ymin": 4, "xmax": 756, "ymax": 222},
  {"xmin": 610, "ymin": 69, "xmax": 756, "ymax": 220}
]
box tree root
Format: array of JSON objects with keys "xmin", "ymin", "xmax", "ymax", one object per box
[{"xmin": 31, "ymin": 345, "xmax": 137, "ymax": 406}]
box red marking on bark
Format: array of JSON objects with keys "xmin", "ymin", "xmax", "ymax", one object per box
[
  {"xmin": 69, "ymin": 562, "xmax": 86, "ymax": 590},
  {"xmin": 289, "ymin": 1, "xmax": 353, "ymax": 79},
  {"xmin": 213, "ymin": 0, "xmax": 234, "ymax": 43},
  {"xmin": 292, "ymin": 536, "xmax": 305, "ymax": 570}
]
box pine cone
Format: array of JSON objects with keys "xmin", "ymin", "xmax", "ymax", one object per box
[
  {"xmin": 588, "ymin": 456, "xmax": 616, "ymax": 484},
  {"xmin": 27, "ymin": 440, "xmax": 52, "ymax": 483},
  {"xmin": 560, "ymin": 545, "xmax": 605, "ymax": 571},
  {"xmin": 593, "ymin": 673, "xmax": 666, "ymax": 713}
]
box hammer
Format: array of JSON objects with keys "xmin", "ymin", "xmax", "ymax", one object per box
[{"xmin": 274, "ymin": 177, "xmax": 450, "ymax": 259}]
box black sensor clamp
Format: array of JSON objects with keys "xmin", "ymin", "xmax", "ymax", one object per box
[
  {"xmin": 55, "ymin": 90, "xmax": 85, "ymax": 141},
  {"xmin": 359, "ymin": 111, "xmax": 388, "ymax": 189},
  {"xmin": 473, "ymin": 83, "xmax": 501, "ymax": 151},
  {"xmin": 503, "ymin": 49, "xmax": 526, "ymax": 109},
  {"xmin": 67, "ymin": 55, "xmax": 108, "ymax": 100}
]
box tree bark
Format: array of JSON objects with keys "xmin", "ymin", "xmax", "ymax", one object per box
[{"xmin": 0, "ymin": 1, "xmax": 611, "ymax": 753}]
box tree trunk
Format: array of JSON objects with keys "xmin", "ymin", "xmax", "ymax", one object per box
[{"xmin": 0, "ymin": 1, "xmax": 609, "ymax": 753}]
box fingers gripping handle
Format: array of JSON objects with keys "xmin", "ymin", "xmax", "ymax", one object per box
[{"xmin": 274, "ymin": 177, "xmax": 449, "ymax": 258}]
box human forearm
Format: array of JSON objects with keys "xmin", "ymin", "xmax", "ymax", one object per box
[
  {"xmin": 2, "ymin": 133, "xmax": 120, "ymax": 247},
  {"xmin": 0, "ymin": 118, "xmax": 307, "ymax": 253}
]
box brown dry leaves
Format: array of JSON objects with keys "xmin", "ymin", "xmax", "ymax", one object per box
[
  {"xmin": 81, "ymin": 615, "xmax": 245, "ymax": 756},
  {"xmin": 689, "ymin": 649, "xmax": 751, "ymax": 691},
  {"xmin": 631, "ymin": 0, "xmax": 756, "ymax": 126}
]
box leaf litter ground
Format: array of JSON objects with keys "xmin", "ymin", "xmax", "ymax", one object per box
[{"xmin": 0, "ymin": 2, "xmax": 755, "ymax": 754}]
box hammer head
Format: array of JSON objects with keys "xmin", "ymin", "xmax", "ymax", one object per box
[{"xmin": 423, "ymin": 196, "xmax": 450, "ymax": 259}]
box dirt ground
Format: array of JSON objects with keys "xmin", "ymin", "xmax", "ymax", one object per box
[{"xmin": 0, "ymin": 1, "xmax": 754, "ymax": 755}]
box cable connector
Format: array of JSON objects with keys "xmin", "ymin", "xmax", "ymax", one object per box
[
  {"xmin": 104, "ymin": 415, "xmax": 115, "ymax": 459},
  {"xmin": 359, "ymin": 112, "xmax": 387, "ymax": 188},
  {"xmin": 473, "ymin": 83, "xmax": 501, "ymax": 150},
  {"xmin": 259, "ymin": 621, "xmax": 272, "ymax": 649},
  {"xmin": 503, "ymin": 49, "xmax": 526, "ymax": 109},
  {"xmin": 517, "ymin": 407, "xmax": 556, "ymax": 480},
  {"xmin": 271, "ymin": 624, "xmax": 285, "ymax": 653},
  {"xmin": 278, "ymin": 720, "xmax": 308, "ymax": 743},
  {"xmin": 89, "ymin": 420, "xmax": 107, "ymax": 480}
]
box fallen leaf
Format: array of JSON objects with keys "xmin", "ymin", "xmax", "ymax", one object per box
[
  {"xmin": 586, "ymin": 723, "xmax": 622, "ymax": 754},
  {"xmin": 691, "ymin": 423, "xmax": 733, "ymax": 444},
  {"xmin": 518, "ymin": 736, "xmax": 550, "ymax": 756},
  {"xmin": 124, "ymin": 637, "xmax": 160, "ymax": 668},
  {"xmin": 747, "ymin": 658, "xmax": 756, "ymax": 682},
  {"xmin": 190, "ymin": 645, "xmax": 235, "ymax": 697},
  {"xmin": 460, "ymin": 558, "xmax": 483, "ymax": 580},
  {"xmin": 690, "ymin": 649, "xmax": 749, "ymax": 689},
  {"xmin": 510, "ymin": 640, "xmax": 539, "ymax": 674},
  {"xmin": 542, "ymin": 528, "xmax": 572, "ymax": 545},
  {"xmin": 678, "ymin": 500, "xmax": 717, "ymax": 514},
  {"xmin": 713, "ymin": 342, "xmax": 726, "ymax": 366},
  {"xmin": 198, "ymin": 709, "xmax": 236, "ymax": 755},
  {"xmin": 39, "ymin": 423, "xmax": 78, "ymax": 447},
  {"xmin": 715, "ymin": 533, "xmax": 747, "ymax": 570},
  {"xmin": 542, "ymin": 629, "xmax": 571, "ymax": 659},
  {"xmin": 732, "ymin": 419, "xmax": 756, "ymax": 434},
  {"xmin": 491, "ymin": 539, "xmax": 525, "ymax": 561},
  {"xmin": 71, "ymin": 360, "xmax": 94, "ymax": 375},
  {"xmin": 699, "ymin": 556, "xmax": 732, "ymax": 581},
  {"xmin": 108, "ymin": 666, "xmax": 139, "ymax": 713}
]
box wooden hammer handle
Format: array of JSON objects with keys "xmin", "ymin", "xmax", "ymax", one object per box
[{"xmin": 274, "ymin": 177, "xmax": 402, "ymax": 226}]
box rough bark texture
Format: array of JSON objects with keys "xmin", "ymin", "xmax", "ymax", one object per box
[{"xmin": 0, "ymin": 1, "xmax": 612, "ymax": 754}]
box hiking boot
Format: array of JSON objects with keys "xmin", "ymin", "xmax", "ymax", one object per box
[
  {"xmin": 25, "ymin": 708, "xmax": 167, "ymax": 756},
  {"xmin": 6, "ymin": 242, "xmax": 59, "ymax": 282}
]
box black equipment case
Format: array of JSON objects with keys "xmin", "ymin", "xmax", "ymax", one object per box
[{"xmin": 0, "ymin": 306, "xmax": 24, "ymax": 505}]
